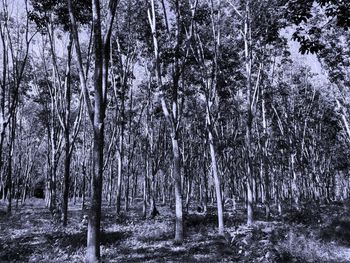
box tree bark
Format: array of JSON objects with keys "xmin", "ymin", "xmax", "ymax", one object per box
[
  {"xmin": 172, "ymin": 137, "xmax": 183, "ymax": 242},
  {"xmin": 62, "ymin": 36, "xmax": 73, "ymax": 226},
  {"xmin": 208, "ymin": 129, "xmax": 224, "ymax": 234},
  {"xmin": 68, "ymin": 0, "xmax": 118, "ymax": 260}
]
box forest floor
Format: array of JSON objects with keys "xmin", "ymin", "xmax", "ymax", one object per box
[{"xmin": 0, "ymin": 199, "xmax": 350, "ymax": 263}]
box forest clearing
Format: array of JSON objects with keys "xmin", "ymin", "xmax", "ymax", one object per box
[{"xmin": 0, "ymin": 0, "xmax": 350, "ymax": 262}]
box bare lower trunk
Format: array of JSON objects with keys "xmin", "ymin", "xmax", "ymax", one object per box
[
  {"xmin": 62, "ymin": 139, "xmax": 71, "ymax": 226},
  {"xmin": 185, "ymin": 177, "xmax": 191, "ymax": 211},
  {"xmin": 108, "ymin": 165, "xmax": 113, "ymax": 206},
  {"xmin": 290, "ymin": 154, "xmax": 299, "ymax": 209},
  {"xmin": 143, "ymin": 176, "xmax": 147, "ymax": 219},
  {"xmin": 208, "ymin": 130, "xmax": 224, "ymax": 235},
  {"xmin": 115, "ymin": 135, "xmax": 123, "ymax": 215},
  {"xmin": 7, "ymin": 163, "xmax": 12, "ymax": 214},
  {"xmin": 7, "ymin": 118, "xmax": 15, "ymax": 214},
  {"xmin": 202, "ymin": 162, "xmax": 208, "ymax": 213},
  {"xmin": 86, "ymin": 126, "xmax": 104, "ymax": 262},
  {"xmin": 124, "ymin": 173, "xmax": 130, "ymax": 211},
  {"xmin": 246, "ymin": 128, "xmax": 254, "ymax": 226},
  {"xmin": 264, "ymin": 165, "xmax": 270, "ymax": 220},
  {"xmin": 50, "ymin": 163, "xmax": 57, "ymax": 211},
  {"xmin": 82, "ymin": 164, "xmax": 86, "ymax": 210},
  {"xmin": 172, "ymin": 138, "xmax": 183, "ymax": 243},
  {"xmin": 247, "ymin": 174, "xmax": 254, "ymax": 225}
]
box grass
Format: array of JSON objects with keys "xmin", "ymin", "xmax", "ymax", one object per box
[
  {"xmin": 1, "ymin": 199, "xmax": 350, "ymax": 262},
  {"xmin": 278, "ymin": 230, "xmax": 350, "ymax": 263}
]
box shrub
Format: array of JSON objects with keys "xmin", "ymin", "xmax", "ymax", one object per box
[
  {"xmin": 320, "ymin": 217, "xmax": 350, "ymax": 246},
  {"xmin": 278, "ymin": 230, "xmax": 349, "ymax": 263}
]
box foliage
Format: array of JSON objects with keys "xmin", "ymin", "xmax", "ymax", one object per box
[
  {"xmin": 29, "ymin": 0, "xmax": 92, "ymax": 31},
  {"xmin": 287, "ymin": 0, "xmax": 350, "ymax": 54}
]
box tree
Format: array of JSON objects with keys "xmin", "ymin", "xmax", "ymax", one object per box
[
  {"xmin": 67, "ymin": 0, "xmax": 118, "ymax": 261},
  {"xmin": 0, "ymin": 0, "xmax": 35, "ymax": 213},
  {"xmin": 287, "ymin": 0, "xmax": 350, "ymax": 54},
  {"xmin": 147, "ymin": 0, "xmax": 199, "ymax": 243},
  {"xmin": 190, "ymin": 0, "xmax": 225, "ymax": 235}
]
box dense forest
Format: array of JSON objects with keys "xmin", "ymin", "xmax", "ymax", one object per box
[{"xmin": 0, "ymin": 0, "xmax": 350, "ymax": 262}]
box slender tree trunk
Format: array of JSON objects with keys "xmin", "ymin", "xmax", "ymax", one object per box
[
  {"xmin": 124, "ymin": 172, "xmax": 130, "ymax": 211},
  {"xmin": 62, "ymin": 132, "xmax": 71, "ymax": 225},
  {"xmin": 82, "ymin": 163, "xmax": 86, "ymax": 210},
  {"xmin": 246, "ymin": 129, "xmax": 254, "ymax": 226},
  {"xmin": 261, "ymin": 86, "xmax": 270, "ymax": 220},
  {"xmin": 7, "ymin": 113, "xmax": 16, "ymax": 214},
  {"xmin": 208, "ymin": 129, "xmax": 224, "ymax": 234},
  {"xmin": 68, "ymin": 0, "xmax": 117, "ymax": 260},
  {"xmin": 73, "ymin": 174, "xmax": 77, "ymax": 205},
  {"xmin": 86, "ymin": 0, "xmax": 105, "ymax": 260},
  {"xmin": 87, "ymin": 124, "xmax": 104, "ymax": 262},
  {"xmin": 115, "ymin": 80, "xmax": 125, "ymax": 215},
  {"xmin": 143, "ymin": 157, "xmax": 148, "ymax": 219},
  {"xmin": 202, "ymin": 158, "xmax": 208, "ymax": 213},
  {"xmin": 147, "ymin": 0, "xmax": 184, "ymax": 243},
  {"xmin": 172, "ymin": 137, "xmax": 183, "ymax": 243},
  {"xmin": 115, "ymin": 132, "xmax": 124, "ymax": 215},
  {"xmin": 62, "ymin": 37, "xmax": 72, "ymax": 226},
  {"xmin": 244, "ymin": 0, "xmax": 254, "ymax": 226},
  {"xmin": 290, "ymin": 153, "xmax": 299, "ymax": 209},
  {"xmin": 108, "ymin": 164, "xmax": 113, "ymax": 206}
]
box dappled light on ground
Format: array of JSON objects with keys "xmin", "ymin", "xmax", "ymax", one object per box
[{"xmin": 1, "ymin": 199, "xmax": 350, "ymax": 262}]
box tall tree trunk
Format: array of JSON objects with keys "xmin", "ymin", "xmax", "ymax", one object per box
[
  {"xmin": 62, "ymin": 129, "xmax": 71, "ymax": 225},
  {"xmin": 86, "ymin": 0, "xmax": 105, "ymax": 258},
  {"xmin": 147, "ymin": 0, "xmax": 184, "ymax": 243},
  {"xmin": 208, "ymin": 129, "xmax": 224, "ymax": 234},
  {"xmin": 87, "ymin": 124, "xmax": 104, "ymax": 261},
  {"xmin": 143, "ymin": 155, "xmax": 148, "ymax": 219},
  {"xmin": 172, "ymin": 137, "xmax": 183, "ymax": 243},
  {"xmin": 7, "ymin": 113, "xmax": 16, "ymax": 214},
  {"xmin": 290, "ymin": 153, "xmax": 299, "ymax": 209},
  {"xmin": 115, "ymin": 131, "xmax": 124, "ymax": 215},
  {"xmin": 244, "ymin": 0, "xmax": 255, "ymax": 226},
  {"xmin": 82, "ymin": 163, "xmax": 86, "ymax": 210},
  {"xmin": 261, "ymin": 85, "xmax": 270, "ymax": 220},
  {"xmin": 107, "ymin": 164, "xmax": 113, "ymax": 206},
  {"xmin": 62, "ymin": 37, "xmax": 73, "ymax": 226},
  {"xmin": 68, "ymin": 0, "xmax": 118, "ymax": 260}
]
